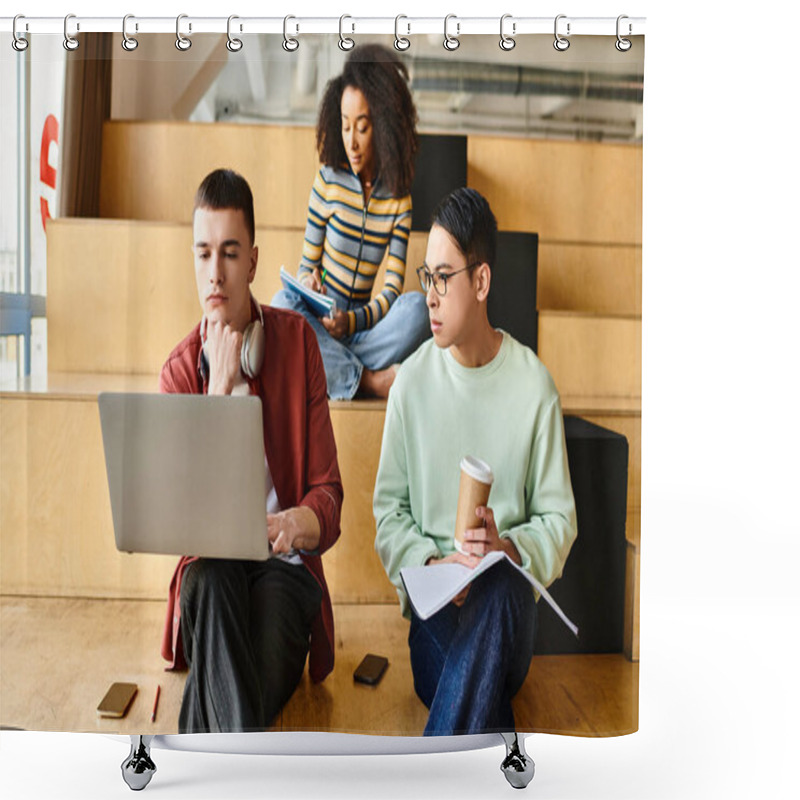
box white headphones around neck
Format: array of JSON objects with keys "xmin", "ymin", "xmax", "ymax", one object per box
[{"xmin": 200, "ymin": 296, "xmax": 265, "ymax": 381}]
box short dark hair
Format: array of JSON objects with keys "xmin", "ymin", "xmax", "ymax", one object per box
[
  {"xmin": 317, "ymin": 44, "xmax": 418, "ymax": 197},
  {"xmin": 432, "ymin": 187, "xmax": 497, "ymax": 269},
  {"xmin": 194, "ymin": 169, "xmax": 255, "ymax": 245}
]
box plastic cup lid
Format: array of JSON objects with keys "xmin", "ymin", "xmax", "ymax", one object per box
[{"xmin": 460, "ymin": 455, "xmax": 494, "ymax": 485}]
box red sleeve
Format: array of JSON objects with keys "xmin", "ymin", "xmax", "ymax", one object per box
[
  {"xmin": 159, "ymin": 337, "xmax": 202, "ymax": 396},
  {"xmin": 158, "ymin": 361, "xmax": 176, "ymax": 394},
  {"xmin": 298, "ymin": 320, "xmax": 343, "ymax": 556}
]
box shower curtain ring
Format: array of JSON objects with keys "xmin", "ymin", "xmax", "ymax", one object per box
[
  {"xmin": 122, "ymin": 14, "xmax": 138, "ymax": 51},
  {"xmin": 339, "ymin": 15, "xmax": 355, "ymax": 51},
  {"xmin": 443, "ymin": 14, "xmax": 460, "ymax": 51},
  {"xmin": 64, "ymin": 13, "xmax": 79, "ymax": 51},
  {"xmin": 227, "ymin": 15, "xmax": 243, "ymax": 52},
  {"xmin": 12, "ymin": 15, "xmax": 29, "ymax": 52},
  {"xmin": 176, "ymin": 14, "xmax": 192, "ymax": 51},
  {"xmin": 615, "ymin": 15, "xmax": 632, "ymax": 52},
  {"xmin": 283, "ymin": 15, "xmax": 299, "ymax": 52},
  {"xmin": 499, "ymin": 14, "xmax": 516, "ymax": 51},
  {"xmin": 554, "ymin": 14, "xmax": 570, "ymax": 51},
  {"xmin": 394, "ymin": 15, "xmax": 410, "ymax": 51}
]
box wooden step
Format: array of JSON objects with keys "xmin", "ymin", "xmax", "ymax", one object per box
[
  {"xmin": 1, "ymin": 376, "xmax": 639, "ymax": 617},
  {"xmin": 99, "ymin": 122, "xmax": 641, "ymax": 252},
  {"xmin": 0, "ymin": 384, "xmax": 176, "ymax": 599},
  {"xmin": 45, "ymin": 218, "xmax": 428, "ymax": 375},
  {"xmin": 46, "ymin": 219, "xmax": 302, "ymax": 375},
  {"xmin": 539, "ymin": 242, "xmax": 641, "ymax": 315},
  {"xmin": 100, "ymin": 122, "xmax": 320, "ymax": 227},
  {"xmin": 47, "ymin": 219, "xmax": 639, "ymax": 382},
  {"xmin": 0, "ymin": 381, "xmax": 394, "ymax": 604},
  {"xmin": 625, "ymin": 536, "xmax": 641, "ymax": 662},
  {"xmin": 1, "ymin": 376, "xmax": 640, "ymax": 661},
  {"xmin": 538, "ymin": 311, "xmax": 641, "ymax": 399},
  {"xmin": 469, "ymin": 135, "xmax": 642, "ymax": 244},
  {"xmin": 0, "ymin": 596, "xmax": 638, "ymax": 736}
]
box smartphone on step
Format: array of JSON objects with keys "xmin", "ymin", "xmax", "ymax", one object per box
[
  {"xmin": 353, "ymin": 654, "xmax": 389, "ymax": 686},
  {"xmin": 97, "ymin": 682, "xmax": 138, "ymax": 718}
]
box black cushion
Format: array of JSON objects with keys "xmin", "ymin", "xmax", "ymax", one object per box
[
  {"xmin": 488, "ymin": 232, "xmax": 539, "ymax": 353},
  {"xmin": 410, "ymin": 134, "xmax": 467, "ymax": 232},
  {"xmin": 534, "ymin": 415, "xmax": 629, "ymax": 655}
]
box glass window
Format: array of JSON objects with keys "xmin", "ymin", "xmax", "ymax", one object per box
[
  {"xmin": 186, "ymin": 35, "xmax": 644, "ymax": 144},
  {"xmin": 0, "ymin": 54, "xmax": 18, "ymax": 294}
]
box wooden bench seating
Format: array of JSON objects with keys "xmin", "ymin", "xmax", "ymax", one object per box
[
  {"xmin": 45, "ymin": 218, "xmax": 642, "ymax": 375},
  {"xmin": 0, "ymin": 372, "xmax": 640, "ymax": 662},
  {"xmin": 0, "ymin": 376, "xmax": 638, "ymax": 586},
  {"xmin": 0, "ymin": 382, "xmax": 638, "ymax": 730}
]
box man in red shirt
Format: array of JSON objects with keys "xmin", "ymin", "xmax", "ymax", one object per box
[{"xmin": 159, "ymin": 169, "xmax": 343, "ymax": 732}]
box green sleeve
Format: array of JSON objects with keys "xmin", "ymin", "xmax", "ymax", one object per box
[
  {"xmin": 373, "ymin": 390, "xmax": 441, "ymax": 610},
  {"xmin": 502, "ymin": 395, "xmax": 578, "ymax": 589}
]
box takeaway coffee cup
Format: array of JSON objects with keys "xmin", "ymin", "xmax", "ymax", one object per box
[{"xmin": 454, "ymin": 456, "xmax": 494, "ymax": 554}]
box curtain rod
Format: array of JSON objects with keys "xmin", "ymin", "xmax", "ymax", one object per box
[{"xmin": 1, "ymin": 15, "xmax": 646, "ymax": 38}]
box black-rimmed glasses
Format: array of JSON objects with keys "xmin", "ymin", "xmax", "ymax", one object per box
[{"xmin": 416, "ymin": 262, "xmax": 480, "ymax": 296}]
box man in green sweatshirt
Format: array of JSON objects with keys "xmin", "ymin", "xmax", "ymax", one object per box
[{"xmin": 373, "ymin": 187, "xmax": 577, "ymax": 735}]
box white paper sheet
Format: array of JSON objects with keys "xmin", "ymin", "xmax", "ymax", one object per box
[{"xmin": 400, "ymin": 551, "xmax": 579, "ymax": 637}]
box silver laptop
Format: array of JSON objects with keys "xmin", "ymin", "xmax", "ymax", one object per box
[{"xmin": 98, "ymin": 392, "xmax": 270, "ymax": 560}]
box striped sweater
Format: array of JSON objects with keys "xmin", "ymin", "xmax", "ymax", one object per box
[{"xmin": 298, "ymin": 165, "xmax": 412, "ymax": 336}]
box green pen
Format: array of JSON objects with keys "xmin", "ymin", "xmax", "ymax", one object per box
[{"xmin": 319, "ymin": 269, "xmax": 334, "ymax": 318}]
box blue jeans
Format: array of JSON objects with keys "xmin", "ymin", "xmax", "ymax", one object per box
[
  {"xmin": 408, "ymin": 560, "xmax": 538, "ymax": 736},
  {"xmin": 271, "ymin": 289, "xmax": 430, "ymax": 400}
]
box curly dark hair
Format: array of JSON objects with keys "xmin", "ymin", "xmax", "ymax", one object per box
[{"xmin": 317, "ymin": 44, "xmax": 418, "ymax": 198}]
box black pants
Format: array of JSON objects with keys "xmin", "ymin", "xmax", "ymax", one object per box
[{"xmin": 178, "ymin": 558, "xmax": 322, "ymax": 733}]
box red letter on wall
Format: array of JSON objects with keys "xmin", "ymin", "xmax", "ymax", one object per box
[{"xmin": 40, "ymin": 114, "xmax": 59, "ymax": 232}]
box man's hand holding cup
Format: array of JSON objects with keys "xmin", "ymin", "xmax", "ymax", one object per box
[{"xmin": 462, "ymin": 505, "xmax": 522, "ymax": 565}]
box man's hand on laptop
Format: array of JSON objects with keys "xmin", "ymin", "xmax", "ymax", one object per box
[
  {"xmin": 205, "ymin": 320, "xmax": 243, "ymax": 395},
  {"xmin": 267, "ymin": 507, "xmax": 321, "ymax": 554}
]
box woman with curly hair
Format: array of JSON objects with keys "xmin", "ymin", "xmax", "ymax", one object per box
[{"xmin": 272, "ymin": 44, "xmax": 430, "ymax": 400}]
